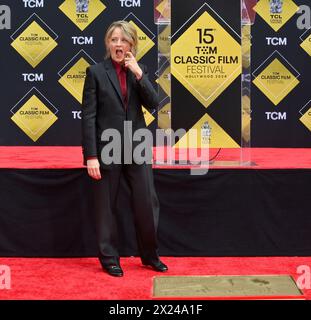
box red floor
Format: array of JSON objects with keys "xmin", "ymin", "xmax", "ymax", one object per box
[
  {"xmin": 1, "ymin": 149, "xmax": 310, "ymax": 300},
  {"xmin": 0, "ymin": 257, "xmax": 310, "ymax": 300},
  {"xmin": 0, "ymin": 147, "xmax": 311, "ymax": 169}
]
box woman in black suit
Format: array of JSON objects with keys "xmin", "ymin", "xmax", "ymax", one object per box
[{"xmin": 81, "ymin": 21, "xmax": 168, "ymax": 277}]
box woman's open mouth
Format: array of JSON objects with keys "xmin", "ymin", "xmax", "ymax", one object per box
[{"xmin": 116, "ymin": 49, "xmax": 124, "ymax": 59}]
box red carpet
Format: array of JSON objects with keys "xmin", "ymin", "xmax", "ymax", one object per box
[
  {"xmin": 1, "ymin": 148, "xmax": 310, "ymax": 300},
  {"xmin": 0, "ymin": 147, "xmax": 311, "ymax": 169},
  {"xmin": 0, "ymin": 257, "xmax": 310, "ymax": 300}
]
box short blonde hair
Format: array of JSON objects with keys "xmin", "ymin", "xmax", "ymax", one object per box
[{"xmin": 105, "ymin": 21, "xmax": 138, "ymax": 58}]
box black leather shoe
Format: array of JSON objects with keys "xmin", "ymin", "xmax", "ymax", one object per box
[
  {"xmin": 142, "ymin": 260, "xmax": 168, "ymax": 272},
  {"xmin": 99, "ymin": 258, "xmax": 123, "ymax": 277},
  {"xmin": 102, "ymin": 264, "xmax": 124, "ymax": 277}
]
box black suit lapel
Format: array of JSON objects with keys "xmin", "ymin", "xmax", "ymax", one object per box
[{"xmin": 104, "ymin": 59, "xmax": 124, "ymax": 105}]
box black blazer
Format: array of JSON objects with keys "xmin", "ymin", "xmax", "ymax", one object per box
[{"xmin": 81, "ymin": 58, "xmax": 158, "ymax": 169}]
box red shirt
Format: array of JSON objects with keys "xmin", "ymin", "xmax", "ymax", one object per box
[{"xmin": 111, "ymin": 59, "xmax": 128, "ymax": 108}]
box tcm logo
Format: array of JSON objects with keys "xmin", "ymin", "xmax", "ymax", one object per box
[
  {"xmin": 72, "ymin": 111, "xmax": 82, "ymax": 119},
  {"xmin": 0, "ymin": 5, "xmax": 11, "ymax": 30},
  {"xmin": 266, "ymin": 37, "xmax": 287, "ymax": 46},
  {"xmin": 23, "ymin": 0, "xmax": 44, "ymax": 8},
  {"xmin": 119, "ymin": 0, "xmax": 141, "ymax": 7},
  {"xmin": 22, "ymin": 73, "xmax": 44, "ymax": 82},
  {"xmin": 0, "ymin": 265, "xmax": 11, "ymax": 290},
  {"xmin": 266, "ymin": 112, "xmax": 287, "ymax": 120},
  {"xmin": 297, "ymin": 265, "xmax": 311, "ymax": 290},
  {"xmin": 72, "ymin": 36, "xmax": 93, "ymax": 45}
]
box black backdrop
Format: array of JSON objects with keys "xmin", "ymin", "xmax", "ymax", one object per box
[
  {"xmin": 251, "ymin": 0, "xmax": 311, "ymax": 147},
  {"xmin": 0, "ymin": 0, "xmax": 158, "ymax": 145},
  {"xmin": 0, "ymin": 0, "xmax": 310, "ymax": 147}
]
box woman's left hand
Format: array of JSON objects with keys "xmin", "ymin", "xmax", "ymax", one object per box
[{"xmin": 124, "ymin": 51, "xmax": 143, "ymax": 80}]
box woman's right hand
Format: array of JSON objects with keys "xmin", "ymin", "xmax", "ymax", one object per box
[{"xmin": 87, "ymin": 158, "xmax": 102, "ymax": 180}]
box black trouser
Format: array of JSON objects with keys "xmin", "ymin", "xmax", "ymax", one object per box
[{"xmin": 92, "ymin": 163, "xmax": 160, "ymax": 266}]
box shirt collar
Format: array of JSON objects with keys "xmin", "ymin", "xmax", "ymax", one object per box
[{"xmin": 111, "ymin": 59, "xmax": 126, "ymax": 74}]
